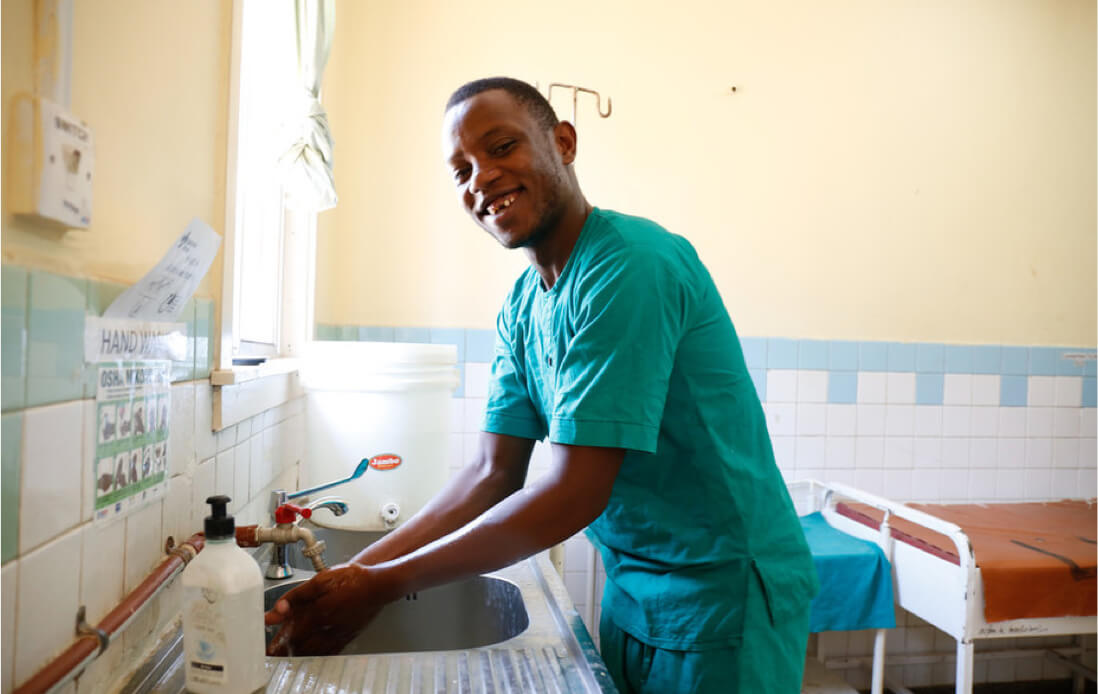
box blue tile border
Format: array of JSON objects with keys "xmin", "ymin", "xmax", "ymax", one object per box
[
  {"xmin": 1000, "ymin": 375, "xmax": 1028, "ymax": 407},
  {"xmin": 1084, "ymin": 378, "xmax": 1097, "ymax": 408},
  {"xmin": 915, "ymin": 373, "xmax": 945, "ymax": 406},
  {"xmin": 2, "ymin": 266, "xmax": 28, "ymax": 412},
  {"xmin": 466, "ymin": 329, "xmax": 496, "ymax": 363},
  {"xmin": 740, "ymin": 337, "xmax": 766, "ymax": 370},
  {"xmin": 915, "ymin": 343, "xmax": 944, "ymax": 373},
  {"xmin": 767, "ymin": 338, "xmax": 798, "ymax": 369},
  {"xmin": 797, "ymin": 340, "xmax": 829, "ymax": 370},
  {"xmin": 887, "ymin": 343, "xmax": 916, "ymax": 372},
  {"xmin": 859, "ymin": 342, "xmax": 889, "ymax": 372},
  {"xmin": 749, "ymin": 369, "xmax": 766, "ymax": 402},
  {"xmin": 828, "ymin": 341, "xmax": 859, "ymax": 371},
  {"xmin": 827, "ymin": 372, "xmax": 857, "ymax": 404}
]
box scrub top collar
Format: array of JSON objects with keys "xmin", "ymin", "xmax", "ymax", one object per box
[{"xmin": 538, "ymin": 206, "xmax": 601, "ymax": 296}]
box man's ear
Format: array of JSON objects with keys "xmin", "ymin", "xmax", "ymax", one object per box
[{"xmin": 553, "ymin": 121, "xmax": 578, "ymax": 165}]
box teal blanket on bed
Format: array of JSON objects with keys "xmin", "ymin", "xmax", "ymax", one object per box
[{"xmin": 800, "ymin": 512, "xmax": 896, "ymax": 632}]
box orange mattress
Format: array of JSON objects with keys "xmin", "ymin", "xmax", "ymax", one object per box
[{"xmin": 836, "ymin": 500, "xmax": 1097, "ymax": 623}]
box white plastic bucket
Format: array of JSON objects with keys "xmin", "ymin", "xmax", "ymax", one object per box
[{"xmin": 301, "ymin": 341, "xmax": 459, "ymax": 531}]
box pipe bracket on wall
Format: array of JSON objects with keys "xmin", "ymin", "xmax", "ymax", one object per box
[
  {"xmin": 546, "ymin": 83, "xmax": 612, "ymax": 127},
  {"xmin": 75, "ymin": 605, "xmax": 110, "ymax": 656}
]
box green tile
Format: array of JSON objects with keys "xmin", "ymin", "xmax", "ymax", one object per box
[
  {"xmin": 195, "ymin": 298, "xmax": 214, "ymax": 379},
  {"xmin": 27, "ymin": 271, "xmax": 87, "ymax": 406},
  {"xmin": 315, "ymin": 324, "xmax": 339, "ymax": 340},
  {"xmin": 171, "ymin": 298, "xmax": 196, "ymax": 382},
  {"xmin": 2, "ymin": 413, "xmax": 22, "ymax": 562},
  {"xmin": 2, "ymin": 266, "xmax": 28, "ymax": 411},
  {"xmin": 83, "ymin": 279, "xmax": 128, "ymax": 397}
]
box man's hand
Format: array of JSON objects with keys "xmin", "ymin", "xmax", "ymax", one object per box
[{"xmin": 264, "ymin": 562, "xmax": 393, "ymax": 657}]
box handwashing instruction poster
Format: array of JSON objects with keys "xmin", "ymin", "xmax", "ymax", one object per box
[{"xmin": 93, "ymin": 360, "xmax": 171, "ymax": 522}]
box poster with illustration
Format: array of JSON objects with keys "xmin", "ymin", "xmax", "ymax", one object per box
[{"xmin": 93, "ymin": 361, "xmax": 171, "ymax": 523}]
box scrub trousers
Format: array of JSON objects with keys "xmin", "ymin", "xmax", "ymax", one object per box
[{"xmin": 598, "ymin": 579, "xmax": 811, "ymax": 694}]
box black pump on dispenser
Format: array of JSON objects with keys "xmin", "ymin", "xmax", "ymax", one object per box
[{"xmin": 204, "ymin": 495, "xmax": 235, "ymax": 540}]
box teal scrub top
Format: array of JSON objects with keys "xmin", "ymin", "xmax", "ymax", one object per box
[{"xmin": 483, "ymin": 208, "xmax": 818, "ymax": 650}]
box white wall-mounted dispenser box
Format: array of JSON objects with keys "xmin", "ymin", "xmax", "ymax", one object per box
[{"xmin": 7, "ymin": 94, "xmax": 94, "ymax": 229}]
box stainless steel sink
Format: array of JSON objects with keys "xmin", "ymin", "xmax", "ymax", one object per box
[{"xmin": 264, "ymin": 524, "xmax": 530, "ymax": 655}]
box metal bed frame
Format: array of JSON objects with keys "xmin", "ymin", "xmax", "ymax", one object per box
[{"xmin": 790, "ymin": 479, "xmax": 1096, "ymax": 694}]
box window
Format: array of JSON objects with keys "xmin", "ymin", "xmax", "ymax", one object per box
[{"xmin": 219, "ymin": 0, "xmax": 315, "ymax": 374}]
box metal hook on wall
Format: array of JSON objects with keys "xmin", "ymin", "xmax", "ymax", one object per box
[{"xmin": 546, "ymin": 83, "xmax": 612, "ymax": 126}]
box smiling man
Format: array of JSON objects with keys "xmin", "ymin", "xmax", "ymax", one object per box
[{"xmin": 266, "ymin": 77, "xmax": 817, "ymax": 693}]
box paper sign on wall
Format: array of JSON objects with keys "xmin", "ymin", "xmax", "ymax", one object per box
[{"xmin": 92, "ymin": 360, "xmax": 171, "ymax": 523}]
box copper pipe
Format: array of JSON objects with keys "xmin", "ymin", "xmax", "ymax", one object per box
[
  {"xmin": 14, "ymin": 533, "xmax": 207, "ymax": 694},
  {"xmin": 235, "ymin": 524, "xmax": 261, "ymax": 547}
]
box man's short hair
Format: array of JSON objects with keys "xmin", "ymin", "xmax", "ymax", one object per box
[{"xmin": 445, "ymin": 77, "xmax": 559, "ymax": 131}]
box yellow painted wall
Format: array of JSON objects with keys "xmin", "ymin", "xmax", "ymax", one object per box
[
  {"xmin": 1, "ymin": 0, "xmax": 230, "ymax": 300},
  {"xmin": 317, "ymin": 0, "xmax": 1096, "ymax": 346}
]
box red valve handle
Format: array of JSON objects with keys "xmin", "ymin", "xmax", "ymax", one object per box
[{"xmin": 274, "ymin": 503, "xmax": 312, "ymax": 524}]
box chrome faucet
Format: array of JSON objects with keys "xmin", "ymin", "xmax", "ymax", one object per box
[{"xmin": 261, "ymin": 458, "xmax": 370, "ymax": 579}]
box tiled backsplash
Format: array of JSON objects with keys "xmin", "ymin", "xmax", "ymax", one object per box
[
  {"xmin": 1, "ymin": 265, "xmax": 304, "ymax": 694},
  {"xmin": 322, "ymin": 322, "xmax": 1097, "ymax": 689}
]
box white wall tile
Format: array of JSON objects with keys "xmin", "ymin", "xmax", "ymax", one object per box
[
  {"xmin": 80, "ymin": 400, "xmax": 96, "ymax": 524},
  {"xmin": 14, "ymin": 527, "xmax": 82, "ymax": 688},
  {"xmin": 996, "ymin": 469, "xmax": 1025, "ymax": 500},
  {"xmin": 251, "ymin": 434, "xmax": 271, "ymax": 501},
  {"xmin": 1022, "ymin": 468, "xmax": 1052, "ymax": 501},
  {"xmin": 857, "ymin": 373, "xmax": 887, "ymax": 404},
  {"xmin": 214, "ymin": 448, "xmax": 235, "ymax": 510},
  {"xmin": 1081, "ymin": 409, "xmax": 1097, "ymax": 438},
  {"xmin": 886, "ymin": 373, "xmax": 916, "ymax": 404},
  {"xmin": 998, "ymin": 408, "xmax": 1027, "ymax": 437},
  {"xmin": 941, "ymin": 406, "xmax": 971, "ymax": 437},
  {"xmin": 463, "ymin": 398, "xmax": 486, "ymax": 433},
  {"xmin": 796, "ymin": 370, "xmax": 828, "ymax": 403},
  {"xmin": 771, "ymin": 436, "xmax": 795, "ymax": 469},
  {"xmin": 885, "ymin": 405, "xmax": 914, "ymax": 437},
  {"xmin": 997, "ymin": 439, "xmax": 1025, "ymax": 469},
  {"xmin": 1051, "ymin": 438, "xmax": 1079, "ymax": 468},
  {"xmin": 826, "ymin": 404, "xmax": 856, "ymax": 436},
  {"xmin": 856, "ymin": 405, "xmax": 886, "ymax": 436},
  {"xmin": 969, "ymin": 407, "xmax": 999, "ymax": 437},
  {"xmin": 1079, "ymin": 438, "xmax": 1097, "ymax": 470},
  {"xmin": 192, "ymin": 458, "xmax": 216, "ymax": 529},
  {"xmin": 970, "ymin": 469, "xmax": 996, "ymax": 500},
  {"xmin": 883, "ymin": 437, "xmax": 913, "ymax": 469},
  {"xmin": 969, "ymin": 438, "xmax": 998, "ymax": 468},
  {"xmin": 1025, "ymin": 438, "xmax": 1053, "ymax": 468},
  {"xmin": 909, "ymin": 469, "xmax": 940, "ymax": 501},
  {"xmin": 855, "ymin": 437, "xmax": 884, "ymax": 468},
  {"xmin": 168, "ymin": 382, "xmax": 195, "ymax": 477},
  {"xmin": 825, "ymin": 438, "xmax": 856, "ymax": 469},
  {"xmin": 464, "ymin": 363, "xmax": 491, "ymax": 398},
  {"xmin": 766, "ymin": 370, "xmax": 797, "ymax": 402},
  {"xmin": 971, "ymin": 375, "xmax": 1000, "ymax": 406},
  {"xmin": 193, "ymin": 384, "xmax": 217, "ymax": 462},
  {"xmin": 941, "ymin": 438, "xmax": 970, "ymax": 468},
  {"xmin": 913, "ymin": 438, "xmax": 942, "ymax": 468},
  {"xmin": 795, "ymin": 437, "xmax": 825, "ymax": 468},
  {"xmin": 1054, "ymin": 377, "xmax": 1083, "ymax": 408},
  {"xmin": 233, "ymin": 442, "xmax": 251, "ymax": 511},
  {"xmin": 1078, "ymin": 467, "xmax": 1097, "ymax": 497},
  {"xmin": 124, "ymin": 500, "xmax": 163, "ymax": 594},
  {"xmin": 795, "ymin": 404, "xmax": 826, "ymax": 436},
  {"xmin": 914, "ymin": 406, "xmax": 942, "ymax": 438},
  {"xmin": 939, "ymin": 468, "xmax": 969, "ymax": 501},
  {"xmin": 943, "ymin": 374, "xmax": 973, "ymax": 405},
  {"xmin": 883, "ymin": 469, "xmax": 912, "ymax": 498},
  {"xmin": 1053, "ymin": 408, "xmax": 1081, "ymax": 438},
  {"xmin": 1028, "ymin": 376, "xmax": 1057, "ymax": 407},
  {"xmin": 215, "ymin": 424, "xmax": 237, "ymax": 454},
  {"xmin": 21, "ymin": 401, "xmax": 84, "ymax": 554},
  {"xmin": 81, "ymin": 518, "xmax": 127, "ymax": 631},
  {"xmin": 1026, "ymin": 407, "xmax": 1054, "ymax": 437},
  {"xmin": 853, "ymin": 468, "xmax": 884, "ymax": 496},
  {"xmin": 163, "ymin": 474, "xmax": 195, "ymax": 543},
  {"xmin": 766, "ymin": 403, "xmax": 796, "ymax": 436},
  {"xmin": 2, "ymin": 561, "xmax": 17, "ymax": 694}
]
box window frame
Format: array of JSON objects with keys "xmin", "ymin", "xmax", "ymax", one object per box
[{"xmin": 216, "ymin": 0, "xmax": 315, "ymax": 380}]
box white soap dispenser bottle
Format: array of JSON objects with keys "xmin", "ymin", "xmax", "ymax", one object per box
[{"xmin": 182, "ymin": 495, "xmax": 267, "ymax": 693}]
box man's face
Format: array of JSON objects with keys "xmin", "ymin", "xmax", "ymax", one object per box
[{"xmin": 443, "ymin": 90, "xmax": 570, "ymax": 249}]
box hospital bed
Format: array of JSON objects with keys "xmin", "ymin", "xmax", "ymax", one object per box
[{"xmin": 791, "ymin": 479, "xmax": 1097, "ymax": 694}]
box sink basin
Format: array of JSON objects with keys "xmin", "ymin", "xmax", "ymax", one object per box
[{"xmin": 265, "ymin": 525, "xmax": 530, "ymax": 655}]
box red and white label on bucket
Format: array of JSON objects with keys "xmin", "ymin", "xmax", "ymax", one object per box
[{"xmin": 369, "ymin": 454, "xmax": 402, "ymax": 471}]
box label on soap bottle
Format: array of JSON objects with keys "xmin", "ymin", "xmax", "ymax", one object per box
[{"xmin": 184, "ymin": 586, "xmax": 228, "ymax": 686}]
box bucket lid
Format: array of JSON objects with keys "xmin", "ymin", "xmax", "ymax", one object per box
[{"xmin": 302, "ymin": 340, "xmax": 460, "ymax": 392}]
